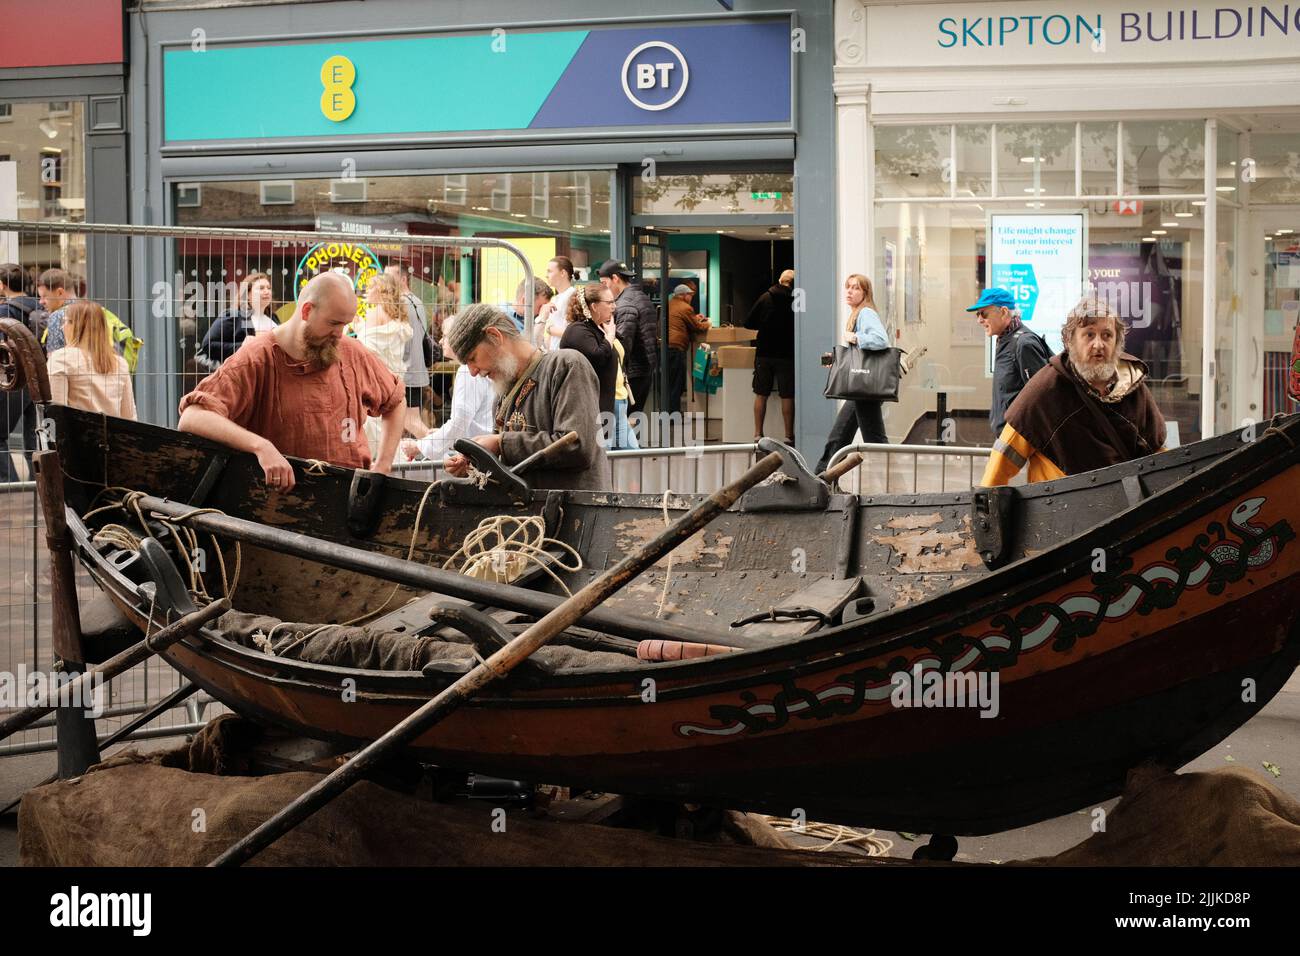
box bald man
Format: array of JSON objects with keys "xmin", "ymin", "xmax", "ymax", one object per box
[{"xmin": 179, "ymin": 272, "xmax": 405, "ymax": 490}]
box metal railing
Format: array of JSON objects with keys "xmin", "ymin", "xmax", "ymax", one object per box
[{"xmin": 826, "ymin": 442, "xmax": 1000, "ymax": 494}]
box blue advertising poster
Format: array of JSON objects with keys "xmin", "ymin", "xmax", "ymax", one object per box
[{"xmin": 987, "ymin": 213, "xmax": 1086, "ymax": 373}]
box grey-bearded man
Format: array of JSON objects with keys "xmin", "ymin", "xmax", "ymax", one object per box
[
  {"xmin": 442, "ymin": 303, "xmax": 610, "ymax": 491},
  {"xmin": 981, "ymin": 296, "xmax": 1166, "ymax": 486}
]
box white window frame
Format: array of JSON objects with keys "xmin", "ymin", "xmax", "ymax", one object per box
[
  {"xmin": 175, "ymin": 183, "xmax": 202, "ymax": 208},
  {"xmin": 531, "ymin": 172, "xmax": 550, "ymax": 219},
  {"xmin": 329, "ymin": 178, "xmax": 367, "ymax": 203},
  {"xmin": 0, "ymin": 103, "xmax": 12, "ymax": 123},
  {"xmin": 47, "ymin": 100, "xmax": 73, "ymax": 117},
  {"xmin": 260, "ymin": 180, "xmax": 296, "ymax": 205},
  {"xmin": 443, "ymin": 173, "xmax": 467, "ymax": 206},
  {"xmin": 490, "ymin": 174, "xmax": 512, "ymax": 212},
  {"xmin": 574, "ymin": 172, "xmax": 592, "ymax": 227}
]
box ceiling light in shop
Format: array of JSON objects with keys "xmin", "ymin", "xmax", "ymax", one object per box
[
  {"xmin": 1162, "ymin": 221, "xmax": 1178, "ymax": 227},
  {"xmin": 1215, "ymin": 186, "xmax": 1235, "ymax": 192},
  {"xmin": 1151, "ymin": 229, "xmax": 1167, "ymax": 235},
  {"xmin": 511, "ymin": 213, "xmax": 526, "ymax": 218},
  {"xmin": 1142, "ymin": 237, "xmax": 1157, "ymax": 242},
  {"xmin": 1175, "ymin": 211, "xmax": 1194, "ymax": 218},
  {"xmin": 1276, "ymin": 228, "xmax": 1293, "ymax": 234},
  {"xmin": 1191, "ymin": 201, "xmax": 1206, "ymax": 207},
  {"xmin": 542, "ymin": 218, "xmax": 559, "ymax": 224},
  {"xmin": 1020, "ymin": 156, "xmax": 1037, "ymax": 163}
]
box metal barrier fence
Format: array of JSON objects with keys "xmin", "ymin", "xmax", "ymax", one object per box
[
  {"xmin": 1, "ymin": 219, "xmax": 535, "ymax": 759},
  {"xmin": 826, "ymin": 442, "xmax": 1006, "ymax": 495}
]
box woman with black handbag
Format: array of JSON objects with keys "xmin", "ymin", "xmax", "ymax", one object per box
[{"xmin": 815, "ymin": 273, "xmax": 891, "ymax": 473}]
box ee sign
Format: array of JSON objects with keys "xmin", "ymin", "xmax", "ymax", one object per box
[
  {"xmin": 320, "ymin": 55, "xmax": 357, "ymax": 122},
  {"xmin": 621, "ymin": 41, "xmax": 689, "ymax": 111}
]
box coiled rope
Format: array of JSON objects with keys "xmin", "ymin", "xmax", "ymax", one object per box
[
  {"xmin": 441, "ymin": 514, "xmax": 582, "ymax": 595},
  {"xmin": 757, "ymin": 815, "xmax": 895, "ymax": 856}
]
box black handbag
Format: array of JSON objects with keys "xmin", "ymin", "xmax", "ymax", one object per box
[{"xmin": 823, "ymin": 344, "xmax": 905, "ymax": 403}]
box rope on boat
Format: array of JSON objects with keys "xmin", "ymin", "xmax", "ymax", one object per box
[
  {"xmin": 303, "ymin": 459, "xmax": 329, "ymax": 476},
  {"xmin": 655, "ymin": 489, "xmax": 675, "ymax": 619},
  {"xmin": 86, "ymin": 490, "xmax": 242, "ymax": 610},
  {"xmin": 442, "ymin": 514, "xmax": 582, "ymax": 596},
  {"xmin": 757, "ymin": 815, "xmax": 895, "ymax": 856}
]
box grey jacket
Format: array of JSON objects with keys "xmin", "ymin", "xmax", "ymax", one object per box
[{"xmin": 498, "ymin": 349, "xmax": 611, "ymax": 491}]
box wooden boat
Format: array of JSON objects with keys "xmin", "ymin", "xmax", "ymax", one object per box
[{"xmin": 9, "ymin": 324, "xmax": 1300, "ymax": 836}]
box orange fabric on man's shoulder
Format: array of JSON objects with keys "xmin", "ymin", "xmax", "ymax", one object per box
[{"xmin": 178, "ymin": 333, "xmax": 403, "ymax": 470}]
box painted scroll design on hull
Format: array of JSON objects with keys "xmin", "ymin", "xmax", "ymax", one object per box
[{"xmin": 675, "ymin": 496, "xmax": 1295, "ymax": 739}]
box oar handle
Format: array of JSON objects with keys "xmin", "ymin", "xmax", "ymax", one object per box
[
  {"xmin": 209, "ymin": 451, "xmax": 783, "ymax": 867},
  {"xmin": 819, "ymin": 452, "xmax": 864, "ymax": 484},
  {"xmin": 514, "ymin": 430, "xmax": 580, "ymax": 475}
]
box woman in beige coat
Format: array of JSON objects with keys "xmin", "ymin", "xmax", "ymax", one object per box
[{"xmin": 48, "ymin": 300, "xmax": 136, "ymax": 419}]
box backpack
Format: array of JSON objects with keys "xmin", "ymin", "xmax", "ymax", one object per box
[
  {"xmin": 0, "ymin": 297, "xmax": 48, "ymax": 339},
  {"xmin": 105, "ymin": 309, "xmax": 143, "ymax": 374}
]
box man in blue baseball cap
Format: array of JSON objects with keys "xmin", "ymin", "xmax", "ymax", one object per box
[{"xmin": 967, "ymin": 287, "xmax": 1053, "ymax": 435}]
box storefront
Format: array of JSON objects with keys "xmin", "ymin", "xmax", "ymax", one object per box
[
  {"xmin": 0, "ymin": 0, "xmax": 129, "ymax": 312},
  {"xmin": 836, "ymin": 0, "xmax": 1300, "ymax": 447},
  {"xmin": 128, "ymin": 1, "xmax": 837, "ymax": 438}
]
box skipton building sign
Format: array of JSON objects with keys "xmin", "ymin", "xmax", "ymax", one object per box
[{"xmin": 865, "ymin": 2, "xmax": 1300, "ymax": 66}]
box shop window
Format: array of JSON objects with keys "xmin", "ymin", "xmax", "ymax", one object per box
[
  {"xmin": 1080, "ymin": 122, "xmax": 1120, "ymax": 196},
  {"xmin": 955, "ymin": 125, "xmax": 992, "ymax": 198},
  {"xmin": 874, "ymin": 126, "xmax": 951, "ymax": 199},
  {"xmin": 874, "ymin": 197, "xmax": 1207, "ymax": 446},
  {"xmin": 1123, "ymin": 120, "xmax": 1204, "ymax": 196},
  {"xmin": 443, "ymin": 173, "xmax": 467, "ymax": 206},
  {"xmin": 175, "ymin": 183, "xmax": 202, "ymax": 208},
  {"xmin": 997, "ymin": 123, "xmax": 1075, "ymax": 202},
  {"xmin": 0, "ymin": 104, "xmax": 11, "ymax": 122},
  {"xmin": 1246, "ymin": 132, "xmax": 1300, "ymax": 204},
  {"xmin": 329, "ymin": 179, "xmax": 367, "ymax": 203},
  {"xmin": 260, "ymin": 181, "xmax": 295, "ymax": 205}
]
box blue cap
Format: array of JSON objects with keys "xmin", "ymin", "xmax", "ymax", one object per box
[{"xmin": 965, "ymin": 288, "xmax": 1016, "ymax": 312}]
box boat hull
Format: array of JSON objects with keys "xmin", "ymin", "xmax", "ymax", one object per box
[{"xmin": 74, "ymin": 444, "xmax": 1300, "ymax": 834}]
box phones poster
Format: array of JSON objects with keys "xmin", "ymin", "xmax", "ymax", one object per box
[{"xmin": 987, "ymin": 213, "xmax": 1086, "ymax": 372}]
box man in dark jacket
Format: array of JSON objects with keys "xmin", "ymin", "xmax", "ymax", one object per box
[
  {"xmin": 0, "ymin": 263, "xmax": 44, "ymax": 481},
  {"xmin": 745, "ymin": 269, "xmax": 796, "ymax": 442},
  {"xmin": 981, "ymin": 297, "xmax": 1166, "ymax": 486},
  {"xmin": 966, "ymin": 287, "xmax": 1053, "ymax": 435},
  {"xmin": 599, "ymin": 258, "xmax": 658, "ymax": 418}
]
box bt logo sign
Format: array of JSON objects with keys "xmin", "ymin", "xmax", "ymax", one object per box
[{"xmin": 620, "ymin": 41, "xmax": 689, "ymax": 112}]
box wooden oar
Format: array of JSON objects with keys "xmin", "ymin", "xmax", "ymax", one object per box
[
  {"xmin": 208, "ymin": 450, "xmax": 783, "ymax": 867},
  {"xmin": 818, "ymin": 452, "xmax": 864, "ymax": 485},
  {"xmin": 513, "ymin": 430, "xmax": 580, "ymax": 474},
  {"xmin": 0, "ymin": 599, "xmax": 228, "ymax": 744}
]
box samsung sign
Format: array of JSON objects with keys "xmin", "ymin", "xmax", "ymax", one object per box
[{"xmin": 867, "ymin": 2, "xmax": 1300, "ymax": 65}]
